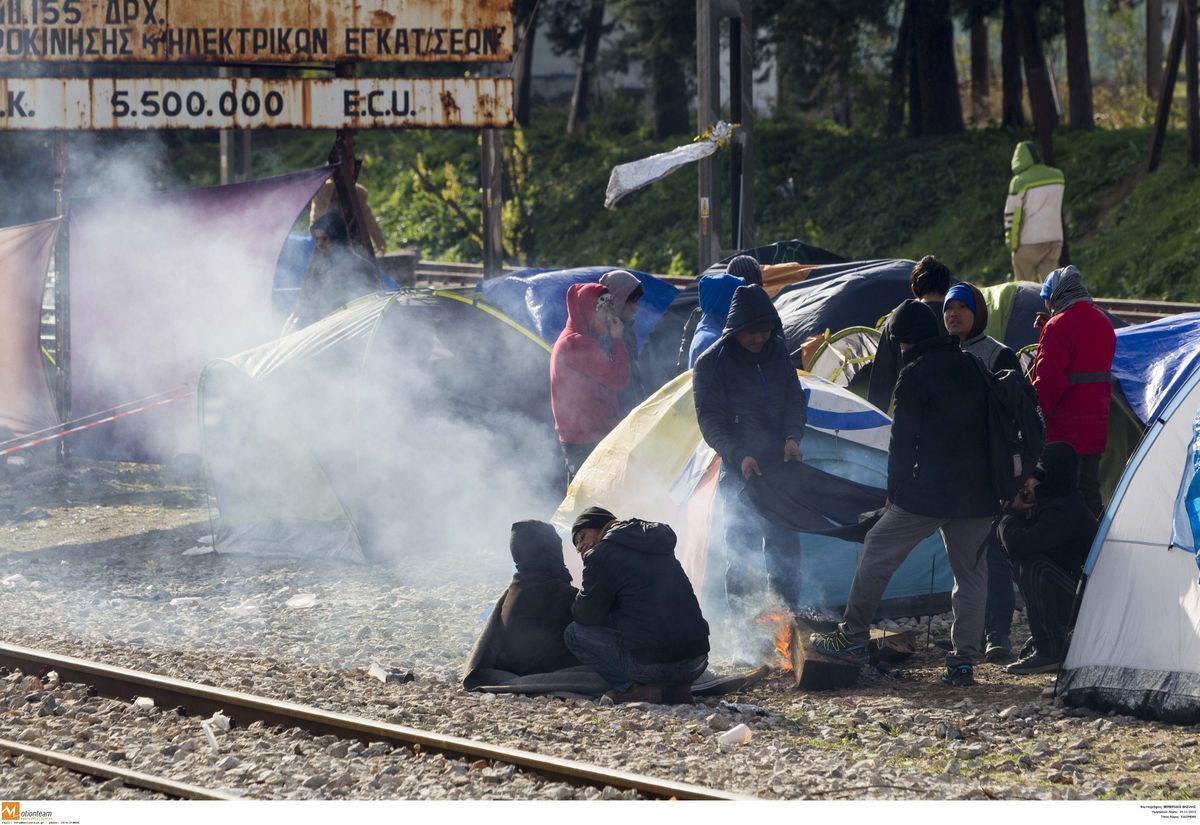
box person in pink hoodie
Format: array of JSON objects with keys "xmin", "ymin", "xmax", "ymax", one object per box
[{"xmin": 550, "ymin": 283, "xmax": 631, "ymax": 481}]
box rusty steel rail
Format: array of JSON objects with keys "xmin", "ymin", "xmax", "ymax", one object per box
[
  {"xmin": 1094, "ymin": 297, "xmax": 1200, "ymax": 325},
  {"xmin": 0, "ymin": 737, "xmax": 236, "ymax": 800},
  {"xmin": 0, "ymin": 643, "xmax": 746, "ymax": 801}
]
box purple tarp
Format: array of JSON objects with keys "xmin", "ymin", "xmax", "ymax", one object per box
[
  {"xmin": 0, "ymin": 218, "xmax": 60, "ymax": 437},
  {"xmin": 70, "ymin": 166, "xmax": 332, "ymax": 461}
]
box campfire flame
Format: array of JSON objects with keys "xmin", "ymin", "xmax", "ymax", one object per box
[{"xmin": 756, "ymin": 610, "xmax": 794, "ymax": 672}]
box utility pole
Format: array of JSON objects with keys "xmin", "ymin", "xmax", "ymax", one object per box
[
  {"xmin": 696, "ymin": 0, "xmax": 754, "ymax": 271},
  {"xmin": 52, "ymin": 135, "xmax": 70, "ymax": 459}
]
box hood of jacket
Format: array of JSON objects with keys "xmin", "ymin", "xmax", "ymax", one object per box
[
  {"xmin": 1045, "ymin": 265, "xmax": 1092, "ymax": 314},
  {"xmin": 1011, "ymin": 141, "xmax": 1039, "ymax": 175},
  {"xmin": 721, "ymin": 284, "xmax": 782, "ymax": 338},
  {"xmin": 698, "ymin": 273, "xmax": 743, "ymax": 323},
  {"xmin": 509, "ymin": 520, "xmax": 572, "ymax": 582},
  {"xmin": 596, "ymin": 519, "xmax": 677, "ymax": 556},
  {"xmin": 1033, "ymin": 441, "xmax": 1080, "ymax": 500},
  {"xmin": 564, "ymin": 282, "xmax": 607, "ymax": 339},
  {"xmin": 598, "ymin": 269, "xmax": 642, "ymax": 312}
]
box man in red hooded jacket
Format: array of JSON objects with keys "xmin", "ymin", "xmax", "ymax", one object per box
[
  {"xmin": 551, "ymin": 282, "xmax": 631, "ymax": 481},
  {"xmin": 1031, "ymin": 266, "xmax": 1115, "ymax": 519}
]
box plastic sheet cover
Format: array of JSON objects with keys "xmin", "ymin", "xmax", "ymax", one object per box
[
  {"xmin": 0, "ymin": 218, "xmax": 60, "ymax": 437},
  {"xmin": 478, "ymin": 266, "xmax": 679, "ymax": 349},
  {"xmin": 604, "ymin": 121, "xmax": 731, "ymax": 208},
  {"xmin": 1112, "ymin": 312, "xmax": 1200, "ymax": 426},
  {"xmin": 68, "ymin": 166, "xmax": 332, "ymax": 461}
]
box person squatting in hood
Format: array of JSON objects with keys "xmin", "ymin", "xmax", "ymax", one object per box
[
  {"xmin": 493, "ymin": 520, "xmax": 581, "ymax": 676},
  {"xmin": 693, "ymin": 285, "xmax": 808, "ymax": 647},
  {"xmin": 550, "ymin": 283, "xmax": 631, "ymax": 482},
  {"xmin": 564, "ymin": 507, "xmax": 710, "ymax": 704},
  {"xmin": 811, "ymin": 299, "xmax": 998, "ymax": 688},
  {"xmin": 998, "ymin": 442, "xmax": 1098, "ymax": 675}
]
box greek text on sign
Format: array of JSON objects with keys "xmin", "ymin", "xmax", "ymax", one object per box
[
  {"xmin": 0, "ymin": 77, "xmax": 513, "ymax": 129},
  {"xmin": 0, "ymin": 0, "xmax": 512, "ymax": 62}
]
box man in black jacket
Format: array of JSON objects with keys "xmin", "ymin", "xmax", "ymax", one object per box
[
  {"xmin": 564, "ymin": 507, "xmax": 710, "ymax": 704},
  {"xmin": 494, "ymin": 520, "xmax": 580, "ymax": 676},
  {"xmin": 867, "ymin": 255, "xmax": 953, "ymax": 412},
  {"xmin": 693, "ymin": 285, "xmax": 808, "ymax": 624},
  {"xmin": 812, "ymin": 300, "xmax": 997, "ymax": 687},
  {"xmin": 999, "ymin": 442, "xmax": 1098, "ymax": 674}
]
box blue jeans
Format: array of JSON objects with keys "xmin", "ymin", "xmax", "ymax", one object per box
[
  {"xmin": 719, "ymin": 467, "xmax": 803, "ymax": 612},
  {"xmin": 563, "ymin": 622, "xmax": 708, "ymax": 691}
]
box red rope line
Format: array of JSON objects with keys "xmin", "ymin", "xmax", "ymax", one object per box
[{"xmin": 0, "ymin": 390, "xmax": 194, "ymax": 457}]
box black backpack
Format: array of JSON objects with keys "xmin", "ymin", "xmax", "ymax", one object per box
[{"xmin": 970, "ymin": 356, "xmax": 1046, "ymax": 504}]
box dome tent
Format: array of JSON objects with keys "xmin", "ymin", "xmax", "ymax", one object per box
[{"xmin": 200, "ymin": 290, "xmax": 561, "ymax": 564}]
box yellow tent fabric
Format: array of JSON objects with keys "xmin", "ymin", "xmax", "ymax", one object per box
[{"xmin": 979, "ymin": 282, "xmax": 1021, "ymax": 343}]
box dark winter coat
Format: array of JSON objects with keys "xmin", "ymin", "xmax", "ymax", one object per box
[
  {"xmin": 495, "ymin": 521, "xmax": 580, "ymax": 676},
  {"xmin": 572, "ymin": 519, "xmax": 710, "ymax": 664},
  {"xmin": 290, "ymin": 227, "xmax": 382, "ymax": 328},
  {"xmin": 1031, "ymin": 300, "xmax": 1116, "ymax": 456},
  {"xmin": 693, "ymin": 285, "xmax": 808, "ymax": 475},
  {"xmin": 867, "ymin": 298, "xmax": 949, "ymax": 412},
  {"xmin": 889, "ymin": 335, "xmax": 996, "ymax": 518},
  {"xmin": 550, "ymin": 283, "xmax": 631, "ymax": 445},
  {"xmin": 998, "ymin": 442, "xmax": 1098, "ymax": 574}
]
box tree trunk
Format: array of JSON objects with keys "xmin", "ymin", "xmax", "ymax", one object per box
[
  {"xmin": 908, "ymin": 0, "xmax": 965, "ymax": 136},
  {"xmin": 1148, "ymin": 0, "xmax": 1164, "ymax": 98},
  {"xmin": 971, "ymin": 15, "xmax": 991, "ymax": 121},
  {"xmin": 1063, "ymin": 0, "xmax": 1094, "ymax": 129},
  {"xmin": 650, "ymin": 51, "xmax": 690, "ymax": 138},
  {"xmin": 567, "ymin": 0, "xmax": 605, "ymax": 136},
  {"xmin": 1001, "ymin": 0, "xmax": 1026, "ymax": 125},
  {"xmin": 885, "ymin": 0, "xmax": 912, "ymax": 136},
  {"xmin": 513, "ymin": 6, "xmax": 539, "ymax": 127},
  {"xmin": 1017, "ymin": 0, "xmax": 1058, "ymax": 164}
]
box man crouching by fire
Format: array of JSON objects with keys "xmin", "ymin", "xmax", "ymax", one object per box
[{"xmin": 564, "ymin": 507, "xmax": 710, "ymax": 704}]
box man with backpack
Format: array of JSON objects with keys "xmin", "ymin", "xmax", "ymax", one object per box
[{"xmin": 811, "ymin": 300, "xmax": 996, "ymax": 687}]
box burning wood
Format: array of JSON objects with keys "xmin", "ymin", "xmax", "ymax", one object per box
[{"xmin": 755, "ymin": 610, "xmax": 794, "ymax": 672}]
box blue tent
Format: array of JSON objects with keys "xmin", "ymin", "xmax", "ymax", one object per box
[
  {"xmin": 477, "ymin": 266, "xmax": 679, "ymax": 350},
  {"xmin": 1112, "ymin": 312, "xmax": 1200, "ymax": 426}
]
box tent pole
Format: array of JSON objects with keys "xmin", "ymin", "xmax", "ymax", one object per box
[{"xmin": 52, "ymin": 134, "xmax": 70, "ymax": 463}]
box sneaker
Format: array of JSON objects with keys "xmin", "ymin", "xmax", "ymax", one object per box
[
  {"xmin": 941, "ymin": 664, "xmax": 976, "ymax": 687},
  {"xmin": 984, "ymin": 642, "xmax": 1014, "ymax": 664},
  {"xmin": 1005, "ymin": 652, "xmax": 1062, "ymax": 675},
  {"xmin": 810, "ymin": 630, "xmax": 869, "ymax": 664}
]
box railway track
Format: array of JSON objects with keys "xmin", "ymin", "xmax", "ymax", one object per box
[{"xmin": 0, "ymin": 642, "xmax": 746, "ymax": 801}]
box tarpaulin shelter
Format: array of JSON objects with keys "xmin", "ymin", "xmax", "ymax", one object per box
[
  {"xmin": 645, "ymin": 239, "xmax": 846, "ymax": 392},
  {"xmin": 1059, "ymin": 365, "xmax": 1200, "ymax": 723},
  {"xmin": 200, "ymin": 290, "xmax": 562, "ymax": 563},
  {"xmin": 0, "ymin": 218, "xmax": 60, "ymax": 439},
  {"xmin": 477, "ymin": 266, "xmax": 679, "ymax": 349},
  {"xmin": 69, "ymin": 166, "xmax": 332, "ymax": 462},
  {"xmin": 552, "ymin": 371, "xmax": 953, "ymax": 617},
  {"xmin": 1111, "ymin": 312, "xmax": 1200, "ymax": 427}
]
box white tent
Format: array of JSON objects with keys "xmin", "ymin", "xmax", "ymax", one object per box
[{"xmin": 1059, "ymin": 368, "xmax": 1200, "ymax": 723}]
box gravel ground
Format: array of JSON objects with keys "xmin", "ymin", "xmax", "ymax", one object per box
[{"xmin": 1, "ymin": 458, "xmax": 1198, "ymax": 801}]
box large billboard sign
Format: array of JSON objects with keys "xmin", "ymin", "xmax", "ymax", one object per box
[
  {"xmin": 0, "ymin": 76, "xmax": 513, "ymax": 128},
  {"xmin": 0, "ymin": 0, "xmax": 513, "ymax": 62}
]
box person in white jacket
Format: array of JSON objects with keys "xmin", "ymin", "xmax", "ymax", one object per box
[{"xmin": 1004, "ymin": 141, "xmax": 1065, "ymax": 282}]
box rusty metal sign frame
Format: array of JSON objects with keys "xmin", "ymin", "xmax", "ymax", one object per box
[
  {"xmin": 0, "ymin": 0, "xmax": 513, "ymax": 63},
  {"xmin": 0, "ymin": 76, "xmax": 513, "ymax": 129}
]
